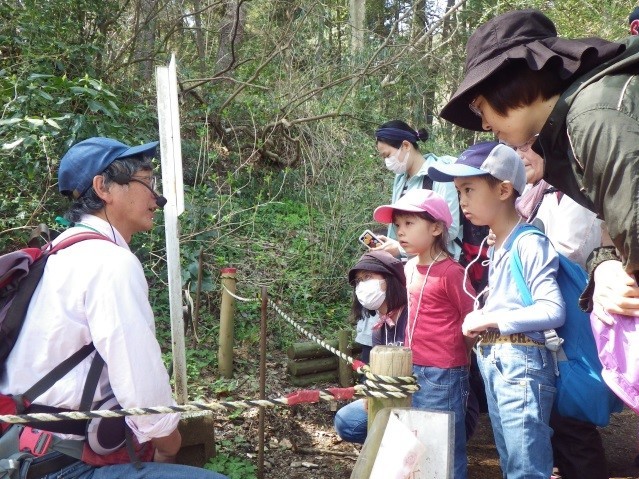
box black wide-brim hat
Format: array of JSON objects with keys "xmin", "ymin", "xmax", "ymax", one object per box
[{"xmin": 440, "ymin": 9, "xmax": 625, "ymax": 131}]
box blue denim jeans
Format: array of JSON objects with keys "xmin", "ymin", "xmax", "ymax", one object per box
[
  {"xmin": 37, "ymin": 458, "xmax": 228, "ymax": 479},
  {"xmin": 477, "ymin": 343, "xmax": 556, "ymax": 479},
  {"xmin": 334, "ymin": 398, "xmax": 368, "ymax": 444},
  {"xmin": 412, "ymin": 365, "xmax": 469, "ymax": 479}
]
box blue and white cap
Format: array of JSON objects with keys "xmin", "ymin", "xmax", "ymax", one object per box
[{"xmin": 427, "ymin": 141, "xmax": 526, "ymax": 195}]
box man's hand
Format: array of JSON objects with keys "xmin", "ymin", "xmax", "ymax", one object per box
[
  {"xmin": 152, "ymin": 428, "xmax": 181, "ymax": 463},
  {"xmin": 592, "ymin": 260, "xmax": 639, "ymax": 324}
]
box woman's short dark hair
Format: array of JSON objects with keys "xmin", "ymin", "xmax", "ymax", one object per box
[
  {"xmin": 352, "ymin": 271, "xmax": 407, "ymax": 320},
  {"xmin": 376, "ymin": 120, "xmax": 429, "ymax": 150},
  {"xmin": 477, "ymin": 61, "xmax": 566, "ymax": 116},
  {"xmin": 64, "ymin": 156, "xmax": 153, "ymax": 222}
]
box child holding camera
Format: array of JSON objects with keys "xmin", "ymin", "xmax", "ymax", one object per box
[{"xmin": 373, "ymin": 189, "xmax": 476, "ymax": 479}]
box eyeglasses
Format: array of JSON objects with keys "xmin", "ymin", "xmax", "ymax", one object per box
[
  {"xmin": 130, "ymin": 175, "xmax": 157, "ymax": 191},
  {"xmin": 499, "ymin": 134, "xmax": 539, "ymax": 152},
  {"xmin": 469, "ymin": 97, "xmax": 483, "ymax": 118}
]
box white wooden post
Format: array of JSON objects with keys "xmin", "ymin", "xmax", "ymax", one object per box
[{"xmin": 156, "ymin": 54, "xmax": 187, "ymax": 403}]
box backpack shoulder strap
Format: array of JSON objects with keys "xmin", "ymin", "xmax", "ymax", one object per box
[
  {"xmin": 79, "ymin": 353, "xmax": 105, "ymax": 410},
  {"xmin": 507, "ymin": 226, "xmax": 564, "ymax": 372},
  {"xmin": 505, "ymin": 225, "xmax": 545, "ymax": 306},
  {"xmin": 6, "ymin": 232, "xmax": 112, "ymax": 404},
  {"xmin": 421, "ymin": 174, "xmax": 433, "ymax": 191},
  {"xmin": 46, "ymin": 232, "xmax": 110, "ymax": 255},
  {"xmin": 21, "ymin": 343, "xmax": 96, "ymax": 407},
  {"xmin": 0, "ymin": 232, "xmax": 110, "ymax": 366}
]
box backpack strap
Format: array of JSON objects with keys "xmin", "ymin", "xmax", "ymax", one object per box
[
  {"xmin": 508, "ymin": 226, "xmax": 564, "ymax": 374},
  {"xmin": 12, "ymin": 233, "xmax": 112, "ymax": 408},
  {"xmin": 0, "ymin": 232, "xmax": 110, "ymax": 366},
  {"xmin": 20, "ymin": 344, "xmax": 96, "ymax": 409},
  {"xmin": 421, "ymin": 174, "xmax": 433, "ymax": 191},
  {"xmin": 79, "ymin": 353, "xmax": 105, "ymax": 411},
  {"xmin": 45, "ymin": 232, "xmax": 109, "ymax": 255}
]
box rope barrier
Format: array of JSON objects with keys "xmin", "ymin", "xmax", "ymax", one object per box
[
  {"xmin": 221, "ymin": 285, "xmax": 418, "ymax": 388},
  {"xmin": 0, "ymin": 383, "xmax": 419, "ymax": 425},
  {"xmin": 0, "ymin": 285, "xmax": 419, "ymax": 425}
]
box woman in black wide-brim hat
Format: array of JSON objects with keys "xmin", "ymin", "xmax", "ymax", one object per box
[
  {"xmin": 440, "ymin": 9, "xmax": 639, "ymax": 479},
  {"xmin": 441, "ymin": 9, "xmax": 639, "ymax": 317}
]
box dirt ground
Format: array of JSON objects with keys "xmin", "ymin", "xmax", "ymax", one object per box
[{"xmin": 212, "ymin": 351, "xmax": 639, "ymax": 479}]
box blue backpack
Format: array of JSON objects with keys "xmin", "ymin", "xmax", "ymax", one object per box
[{"xmin": 507, "ymin": 225, "xmax": 623, "ymax": 427}]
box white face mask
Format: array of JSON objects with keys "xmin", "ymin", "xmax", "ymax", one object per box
[
  {"xmin": 355, "ymin": 279, "xmax": 386, "ymax": 311},
  {"xmin": 384, "ymin": 148, "xmax": 409, "ymax": 174}
]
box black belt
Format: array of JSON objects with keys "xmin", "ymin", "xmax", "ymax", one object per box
[{"xmin": 25, "ymin": 452, "xmax": 78, "ymax": 479}]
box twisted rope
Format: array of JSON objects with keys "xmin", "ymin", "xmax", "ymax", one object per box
[
  {"xmin": 0, "ymin": 383, "xmax": 419, "ymax": 425},
  {"xmin": 0, "ymin": 287, "xmax": 421, "ymax": 425},
  {"xmin": 221, "ymin": 285, "xmax": 418, "ymax": 389},
  {"xmin": 266, "ymin": 299, "xmax": 417, "ymax": 387}
]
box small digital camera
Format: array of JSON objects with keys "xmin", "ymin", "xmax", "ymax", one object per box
[{"xmin": 358, "ymin": 229, "xmax": 383, "ymax": 249}]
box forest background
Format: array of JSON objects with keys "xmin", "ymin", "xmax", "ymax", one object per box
[{"xmin": 0, "ymin": 0, "xmax": 633, "ymax": 402}]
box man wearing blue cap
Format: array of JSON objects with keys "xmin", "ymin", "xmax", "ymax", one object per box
[{"xmin": 0, "ymin": 138, "xmax": 227, "ymax": 479}]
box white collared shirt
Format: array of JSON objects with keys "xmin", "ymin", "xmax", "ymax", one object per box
[{"xmin": 0, "ymin": 215, "xmax": 178, "ymax": 442}]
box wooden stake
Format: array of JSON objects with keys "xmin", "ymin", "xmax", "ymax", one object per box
[
  {"xmin": 367, "ymin": 346, "xmax": 412, "ymax": 432},
  {"xmin": 218, "ymin": 268, "xmax": 237, "ymax": 378},
  {"xmin": 258, "ymin": 286, "xmax": 267, "ymax": 479},
  {"xmin": 338, "ymin": 329, "xmax": 354, "ymax": 387}
]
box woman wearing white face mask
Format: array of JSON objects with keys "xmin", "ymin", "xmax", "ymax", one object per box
[
  {"xmin": 374, "ymin": 120, "xmax": 461, "ymax": 261},
  {"xmin": 334, "ymin": 250, "xmax": 407, "ymax": 444}
]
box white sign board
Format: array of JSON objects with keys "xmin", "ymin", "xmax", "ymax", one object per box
[{"xmin": 156, "ymin": 54, "xmax": 187, "ymax": 403}]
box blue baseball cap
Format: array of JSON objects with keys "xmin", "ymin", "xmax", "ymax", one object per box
[
  {"xmin": 58, "ymin": 137, "xmax": 159, "ymax": 199},
  {"xmin": 427, "ymin": 141, "xmax": 526, "ymax": 195}
]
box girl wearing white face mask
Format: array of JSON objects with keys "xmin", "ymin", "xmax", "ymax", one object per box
[
  {"xmin": 374, "ymin": 120, "xmax": 462, "ymax": 261},
  {"xmin": 334, "ymin": 250, "xmax": 407, "ymax": 445}
]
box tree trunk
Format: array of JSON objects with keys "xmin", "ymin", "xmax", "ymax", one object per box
[
  {"xmin": 349, "ymin": 0, "xmax": 365, "ymax": 54},
  {"xmin": 366, "ymin": 0, "xmax": 387, "ymax": 38},
  {"xmin": 215, "ymin": 0, "xmax": 247, "ymax": 77},
  {"xmin": 133, "ymin": 0, "xmax": 157, "ymax": 83},
  {"xmin": 192, "ymin": 0, "xmax": 206, "ymax": 73},
  {"xmin": 411, "ymin": 0, "xmax": 426, "ymax": 42}
]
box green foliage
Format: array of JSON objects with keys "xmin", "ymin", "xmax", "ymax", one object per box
[
  {"xmin": 205, "ymin": 452, "xmax": 257, "ymax": 479},
  {"xmin": 2, "ymin": 0, "xmax": 635, "ymax": 399}
]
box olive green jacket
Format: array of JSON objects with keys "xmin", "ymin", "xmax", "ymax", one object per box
[{"xmin": 539, "ymin": 35, "xmax": 639, "ymax": 276}]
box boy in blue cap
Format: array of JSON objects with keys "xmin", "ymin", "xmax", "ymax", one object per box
[{"xmin": 428, "ymin": 141, "xmax": 565, "ymax": 479}]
